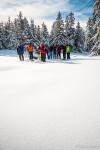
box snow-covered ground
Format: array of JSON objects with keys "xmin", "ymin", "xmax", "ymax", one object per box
[{"xmin": 0, "ymin": 50, "xmax": 100, "ymax": 150}]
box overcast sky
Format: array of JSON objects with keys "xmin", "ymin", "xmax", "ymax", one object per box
[{"xmin": 0, "ymin": 0, "xmax": 94, "ymax": 31}]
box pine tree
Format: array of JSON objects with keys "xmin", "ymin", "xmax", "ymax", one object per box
[
  {"xmin": 16, "ymin": 11, "xmax": 25, "ymax": 43},
  {"xmin": 32, "ymin": 25, "xmax": 41, "ymax": 48},
  {"xmin": 41, "ymin": 22, "xmax": 49, "ymax": 45},
  {"xmin": 86, "ymin": 17, "xmax": 94, "ymax": 52},
  {"xmin": 75, "ymin": 22, "xmax": 85, "ymax": 52},
  {"xmin": 91, "ymin": 0, "xmax": 100, "ymax": 55},
  {"xmin": 0, "ymin": 22, "xmax": 4, "ymax": 49},
  {"xmin": 51, "ymin": 11, "xmax": 66, "ymax": 46},
  {"xmin": 65, "ymin": 12, "xmax": 75, "ymax": 46},
  {"xmin": 68, "ymin": 12, "xmax": 75, "ymax": 28},
  {"xmin": 36, "ymin": 25, "xmax": 41, "ymax": 41},
  {"xmin": 8, "ymin": 21, "xmax": 18, "ymax": 49},
  {"xmin": 2, "ymin": 17, "xmax": 18, "ymax": 49},
  {"xmin": 49, "ymin": 23, "xmax": 55, "ymax": 46},
  {"xmin": 3, "ymin": 17, "xmax": 11, "ymax": 49},
  {"xmin": 23, "ymin": 17, "xmax": 31, "ymax": 39},
  {"xmin": 30, "ymin": 19, "xmax": 35, "ymax": 37}
]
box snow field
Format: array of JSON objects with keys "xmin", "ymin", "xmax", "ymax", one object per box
[{"xmin": 0, "ymin": 50, "xmax": 100, "ymax": 150}]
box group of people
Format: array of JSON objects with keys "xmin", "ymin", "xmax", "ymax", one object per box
[
  {"xmin": 47, "ymin": 45, "xmax": 71, "ymax": 60},
  {"xmin": 17, "ymin": 43, "xmax": 71, "ymax": 62}
]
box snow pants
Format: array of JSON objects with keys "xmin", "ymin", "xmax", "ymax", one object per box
[
  {"xmin": 41, "ymin": 54, "xmax": 46, "ymax": 62},
  {"xmin": 63, "ymin": 49, "xmax": 66, "ymax": 60},
  {"xmin": 67, "ymin": 53, "xmax": 70, "ymax": 60},
  {"xmin": 57, "ymin": 51, "xmax": 61, "ymax": 59},
  {"xmin": 29, "ymin": 52, "xmax": 33, "ymax": 60},
  {"xmin": 53, "ymin": 50, "xmax": 56, "ymax": 59},
  {"xmin": 19, "ymin": 54, "xmax": 24, "ymax": 61}
]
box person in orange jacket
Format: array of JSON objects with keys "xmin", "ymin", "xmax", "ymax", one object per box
[{"xmin": 26, "ymin": 43, "xmax": 34, "ymax": 61}]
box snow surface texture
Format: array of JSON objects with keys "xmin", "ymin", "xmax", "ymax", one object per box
[{"xmin": 0, "ymin": 50, "xmax": 100, "ymax": 150}]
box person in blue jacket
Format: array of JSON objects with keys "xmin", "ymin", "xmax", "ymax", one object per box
[{"xmin": 17, "ymin": 43, "xmax": 24, "ymax": 61}]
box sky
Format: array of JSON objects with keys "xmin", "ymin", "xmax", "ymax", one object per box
[{"xmin": 0, "ymin": 0, "xmax": 94, "ymax": 31}]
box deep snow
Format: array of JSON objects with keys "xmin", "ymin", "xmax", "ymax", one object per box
[{"xmin": 0, "ymin": 50, "xmax": 100, "ymax": 150}]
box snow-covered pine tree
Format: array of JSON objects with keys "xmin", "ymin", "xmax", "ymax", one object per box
[
  {"xmin": 8, "ymin": 21, "xmax": 18, "ymax": 49},
  {"xmin": 65, "ymin": 16, "xmax": 69, "ymax": 44},
  {"xmin": 30, "ymin": 19, "xmax": 39, "ymax": 48},
  {"xmin": 0, "ymin": 22, "xmax": 4, "ymax": 49},
  {"xmin": 23, "ymin": 17, "xmax": 31, "ymax": 40},
  {"xmin": 91, "ymin": 0, "xmax": 100, "ymax": 55},
  {"xmin": 2, "ymin": 17, "xmax": 18, "ymax": 49},
  {"xmin": 15, "ymin": 11, "xmax": 25, "ymax": 43},
  {"xmin": 86, "ymin": 17, "xmax": 94, "ymax": 52},
  {"xmin": 30, "ymin": 19, "xmax": 35, "ymax": 37},
  {"xmin": 65, "ymin": 12, "xmax": 75, "ymax": 46},
  {"xmin": 51, "ymin": 11, "xmax": 66, "ymax": 46},
  {"xmin": 50, "ymin": 23, "xmax": 56, "ymax": 46},
  {"xmin": 31, "ymin": 25, "xmax": 41, "ymax": 49},
  {"xmin": 75, "ymin": 22, "xmax": 85, "ymax": 52},
  {"xmin": 2, "ymin": 17, "xmax": 12, "ymax": 49},
  {"xmin": 41, "ymin": 22, "xmax": 49, "ymax": 46},
  {"xmin": 36, "ymin": 25, "xmax": 41, "ymax": 43}
]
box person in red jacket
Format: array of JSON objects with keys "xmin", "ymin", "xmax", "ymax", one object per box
[{"xmin": 38, "ymin": 43, "xmax": 46, "ymax": 62}]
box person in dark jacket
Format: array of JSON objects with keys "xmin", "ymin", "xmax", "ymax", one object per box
[
  {"xmin": 53, "ymin": 45, "xmax": 56, "ymax": 59},
  {"xmin": 63, "ymin": 45, "xmax": 66, "ymax": 60},
  {"xmin": 56, "ymin": 45, "xmax": 61, "ymax": 59},
  {"xmin": 17, "ymin": 44, "xmax": 24, "ymax": 61},
  {"xmin": 49, "ymin": 45, "xmax": 53, "ymax": 59}
]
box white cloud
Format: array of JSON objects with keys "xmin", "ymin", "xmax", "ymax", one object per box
[
  {"xmin": 0, "ymin": 0, "xmax": 71, "ymax": 31},
  {"xmin": 0, "ymin": 0, "xmax": 92, "ymax": 31}
]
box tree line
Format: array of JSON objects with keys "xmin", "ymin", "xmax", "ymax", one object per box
[
  {"xmin": 0, "ymin": 0, "xmax": 100, "ymax": 55},
  {"xmin": 0, "ymin": 11, "xmax": 85, "ymax": 52}
]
